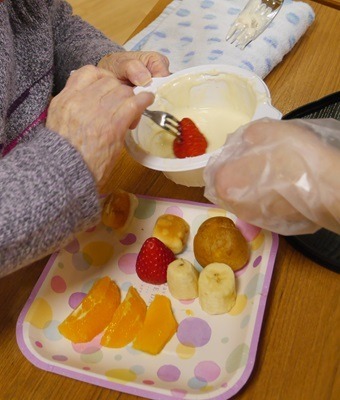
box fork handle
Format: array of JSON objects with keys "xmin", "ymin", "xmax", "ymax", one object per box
[{"xmin": 142, "ymin": 109, "xmax": 154, "ymax": 118}]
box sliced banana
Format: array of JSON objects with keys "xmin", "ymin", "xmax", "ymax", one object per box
[
  {"xmin": 198, "ymin": 263, "xmax": 236, "ymax": 315},
  {"xmin": 167, "ymin": 258, "xmax": 199, "ymax": 300}
]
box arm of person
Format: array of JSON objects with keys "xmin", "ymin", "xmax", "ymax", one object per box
[
  {"xmin": 50, "ymin": 0, "xmax": 125, "ymax": 92},
  {"xmin": 0, "ymin": 66, "xmax": 154, "ymax": 278},
  {"xmin": 50, "ymin": 1, "xmax": 170, "ymax": 90},
  {"xmin": 0, "ymin": 127, "xmax": 100, "ymax": 278}
]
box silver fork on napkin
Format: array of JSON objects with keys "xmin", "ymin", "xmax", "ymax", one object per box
[
  {"xmin": 226, "ymin": 0, "xmax": 284, "ymax": 50},
  {"xmin": 142, "ymin": 109, "xmax": 180, "ymax": 135}
]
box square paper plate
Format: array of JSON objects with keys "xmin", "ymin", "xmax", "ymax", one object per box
[{"xmin": 17, "ymin": 195, "xmax": 278, "ymax": 400}]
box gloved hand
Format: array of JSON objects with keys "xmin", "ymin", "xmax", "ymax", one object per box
[{"xmin": 204, "ymin": 118, "xmax": 340, "ymax": 235}]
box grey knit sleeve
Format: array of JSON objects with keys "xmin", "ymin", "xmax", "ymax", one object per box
[
  {"xmin": 51, "ymin": 0, "xmax": 125, "ymax": 93},
  {"xmin": 0, "ymin": 126, "xmax": 101, "ymax": 277}
]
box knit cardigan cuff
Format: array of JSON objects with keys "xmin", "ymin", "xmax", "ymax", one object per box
[{"xmin": 0, "ymin": 127, "xmax": 101, "ymax": 276}]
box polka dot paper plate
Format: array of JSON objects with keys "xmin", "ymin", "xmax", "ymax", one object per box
[{"xmin": 16, "ymin": 195, "xmax": 278, "ymax": 400}]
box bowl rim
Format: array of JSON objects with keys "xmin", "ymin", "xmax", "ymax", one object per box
[{"xmin": 126, "ymin": 64, "xmax": 282, "ymax": 172}]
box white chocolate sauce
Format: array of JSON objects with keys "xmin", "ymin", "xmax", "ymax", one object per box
[{"xmin": 140, "ymin": 71, "xmax": 258, "ymax": 158}]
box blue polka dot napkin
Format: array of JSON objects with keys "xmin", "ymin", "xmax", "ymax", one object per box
[{"xmin": 125, "ymin": 0, "xmax": 315, "ymax": 78}]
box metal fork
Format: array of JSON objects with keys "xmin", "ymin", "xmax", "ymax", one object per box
[
  {"xmin": 142, "ymin": 109, "xmax": 180, "ymax": 135},
  {"xmin": 226, "ymin": 0, "xmax": 284, "ymax": 50}
]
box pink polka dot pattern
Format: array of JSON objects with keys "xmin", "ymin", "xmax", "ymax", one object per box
[
  {"xmin": 68, "ymin": 292, "xmax": 86, "ymax": 309},
  {"xmin": 52, "ymin": 355, "xmax": 68, "ymax": 362},
  {"xmin": 120, "ymin": 233, "xmax": 136, "ymax": 245},
  {"xmin": 64, "ymin": 238, "xmax": 80, "ymax": 254},
  {"xmin": 72, "ymin": 334, "xmax": 102, "ymax": 354},
  {"xmin": 157, "ymin": 365, "xmax": 181, "ymax": 382},
  {"xmin": 253, "ymin": 255, "xmax": 262, "ymax": 268},
  {"xmin": 164, "ymin": 206, "xmax": 184, "ymax": 218},
  {"xmin": 143, "ymin": 380, "xmax": 155, "ymax": 385},
  {"xmin": 118, "ymin": 253, "xmax": 138, "ymax": 274},
  {"xmin": 50, "ymin": 275, "xmax": 66, "ymax": 293},
  {"xmin": 179, "ymin": 299, "xmax": 195, "ymax": 305},
  {"xmin": 194, "ymin": 361, "xmax": 221, "ymax": 382},
  {"xmin": 177, "ymin": 317, "xmax": 211, "ymax": 347},
  {"xmin": 236, "ymin": 219, "xmax": 261, "ymax": 242}
]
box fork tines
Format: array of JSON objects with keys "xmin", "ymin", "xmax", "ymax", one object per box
[
  {"xmin": 142, "ymin": 109, "xmax": 180, "ymax": 135},
  {"xmin": 163, "ymin": 114, "xmax": 181, "ymax": 135}
]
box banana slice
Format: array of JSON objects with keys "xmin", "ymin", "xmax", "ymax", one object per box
[
  {"xmin": 198, "ymin": 263, "xmax": 236, "ymax": 315},
  {"xmin": 167, "ymin": 258, "xmax": 199, "ymax": 300}
]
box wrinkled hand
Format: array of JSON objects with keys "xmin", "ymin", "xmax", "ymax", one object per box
[
  {"xmin": 46, "ymin": 65, "xmax": 154, "ymax": 191},
  {"xmin": 204, "ymin": 119, "xmax": 340, "ymax": 235},
  {"xmin": 97, "ymin": 51, "xmax": 170, "ymax": 86}
]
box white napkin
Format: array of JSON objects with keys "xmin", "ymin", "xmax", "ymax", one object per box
[{"xmin": 125, "ymin": 0, "xmax": 315, "ymax": 78}]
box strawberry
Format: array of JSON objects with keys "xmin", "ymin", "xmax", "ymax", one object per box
[
  {"xmin": 173, "ymin": 117, "xmax": 208, "ymax": 158},
  {"xmin": 136, "ymin": 237, "xmax": 176, "ymax": 285}
]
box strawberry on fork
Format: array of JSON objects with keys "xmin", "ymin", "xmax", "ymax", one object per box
[{"xmin": 173, "ymin": 118, "xmax": 208, "ymax": 159}]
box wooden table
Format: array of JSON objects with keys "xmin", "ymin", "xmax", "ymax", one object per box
[{"xmin": 0, "ymin": 1, "xmax": 339, "ymax": 399}]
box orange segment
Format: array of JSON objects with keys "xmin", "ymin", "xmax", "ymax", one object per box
[
  {"xmin": 58, "ymin": 276, "xmax": 121, "ymax": 343},
  {"xmin": 101, "ymin": 286, "xmax": 147, "ymax": 348},
  {"xmin": 133, "ymin": 294, "xmax": 178, "ymax": 355}
]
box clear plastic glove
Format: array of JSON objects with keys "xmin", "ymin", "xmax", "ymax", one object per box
[{"xmin": 204, "ymin": 118, "xmax": 340, "ymax": 235}]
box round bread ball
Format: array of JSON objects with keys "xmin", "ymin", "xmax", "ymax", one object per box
[{"xmin": 193, "ymin": 216, "xmax": 249, "ymax": 271}]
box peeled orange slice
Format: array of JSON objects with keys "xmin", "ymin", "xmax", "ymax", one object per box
[
  {"xmin": 101, "ymin": 286, "xmax": 147, "ymax": 348},
  {"xmin": 58, "ymin": 276, "xmax": 121, "ymax": 343},
  {"xmin": 133, "ymin": 294, "xmax": 178, "ymax": 355}
]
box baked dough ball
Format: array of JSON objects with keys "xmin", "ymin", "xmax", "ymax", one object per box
[
  {"xmin": 101, "ymin": 190, "xmax": 138, "ymax": 230},
  {"xmin": 152, "ymin": 214, "xmax": 190, "ymax": 254},
  {"xmin": 193, "ymin": 216, "xmax": 249, "ymax": 271}
]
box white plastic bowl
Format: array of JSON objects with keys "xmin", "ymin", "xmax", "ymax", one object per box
[{"xmin": 125, "ymin": 64, "xmax": 282, "ymax": 187}]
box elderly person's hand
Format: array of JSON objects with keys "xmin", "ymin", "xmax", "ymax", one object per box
[
  {"xmin": 204, "ymin": 118, "xmax": 340, "ymax": 235},
  {"xmin": 46, "ymin": 65, "xmax": 154, "ymax": 192},
  {"xmin": 97, "ymin": 51, "xmax": 170, "ymax": 86}
]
